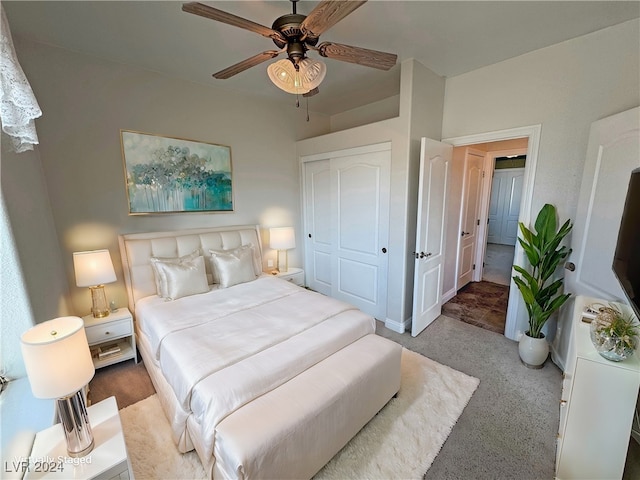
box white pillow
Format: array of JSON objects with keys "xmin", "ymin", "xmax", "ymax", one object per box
[
  {"xmin": 150, "ymin": 251, "xmax": 208, "ymax": 300},
  {"xmin": 150, "ymin": 250, "xmax": 200, "ymax": 298},
  {"xmin": 209, "ymin": 244, "xmax": 260, "ymax": 283},
  {"xmin": 209, "ymin": 246, "xmax": 257, "ymax": 288}
]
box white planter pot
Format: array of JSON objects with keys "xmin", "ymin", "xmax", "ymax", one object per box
[{"xmin": 518, "ymin": 332, "xmax": 549, "ymax": 369}]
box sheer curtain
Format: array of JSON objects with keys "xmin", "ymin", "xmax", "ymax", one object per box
[
  {"xmin": 0, "ymin": 4, "xmax": 42, "ymax": 153},
  {"xmin": 0, "ymin": 193, "xmax": 32, "ymax": 381}
]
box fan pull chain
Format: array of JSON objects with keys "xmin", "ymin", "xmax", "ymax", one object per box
[{"xmin": 306, "ymin": 96, "xmax": 310, "ymax": 122}]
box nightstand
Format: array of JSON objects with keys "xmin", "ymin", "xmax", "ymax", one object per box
[
  {"xmin": 24, "ymin": 396, "xmax": 134, "ymax": 480},
  {"xmin": 273, "ymin": 267, "xmax": 305, "ymax": 287},
  {"xmin": 83, "ymin": 308, "xmax": 136, "ymax": 369}
]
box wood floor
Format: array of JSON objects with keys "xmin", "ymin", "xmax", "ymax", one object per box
[{"xmin": 442, "ymin": 281, "xmax": 509, "ymax": 334}]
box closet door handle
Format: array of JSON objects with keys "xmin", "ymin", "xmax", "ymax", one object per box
[{"xmin": 381, "ymin": 247, "xmax": 387, "ymax": 254}]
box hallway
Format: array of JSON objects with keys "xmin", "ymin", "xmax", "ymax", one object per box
[{"xmin": 482, "ymin": 243, "xmax": 514, "ymax": 286}]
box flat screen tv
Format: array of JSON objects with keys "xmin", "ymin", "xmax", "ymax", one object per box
[{"xmin": 612, "ymin": 167, "xmax": 640, "ymax": 321}]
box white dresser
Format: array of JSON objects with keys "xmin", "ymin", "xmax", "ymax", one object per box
[{"xmin": 556, "ymin": 295, "xmax": 640, "ymax": 479}]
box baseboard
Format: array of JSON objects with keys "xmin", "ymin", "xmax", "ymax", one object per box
[
  {"xmin": 384, "ymin": 317, "xmax": 409, "ymax": 334},
  {"xmin": 442, "ymin": 287, "xmax": 456, "ymax": 304}
]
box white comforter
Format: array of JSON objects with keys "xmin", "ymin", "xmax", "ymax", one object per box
[{"xmin": 135, "ymin": 276, "xmax": 376, "ymax": 463}]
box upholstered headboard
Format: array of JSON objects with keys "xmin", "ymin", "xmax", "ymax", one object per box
[{"xmin": 118, "ymin": 225, "xmax": 262, "ymax": 314}]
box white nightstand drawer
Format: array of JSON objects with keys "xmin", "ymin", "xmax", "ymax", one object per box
[
  {"xmin": 85, "ymin": 319, "xmax": 131, "ymax": 345},
  {"xmin": 272, "ymin": 267, "xmax": 304, "ymax": 287}
]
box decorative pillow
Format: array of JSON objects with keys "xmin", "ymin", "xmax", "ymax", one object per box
[
  {"xmin": 209, "ymin": 246, "xmax": 258, "ymax": 289},
  {"xmin": 209, "ymin": 244, "xmax": 260, "ymax": 283},
  {"xmin": 152, "ymin": 255, "xmax": 209, "ymax": 301},
  {"xmin": 149, "ymin": 249, "xmax": 200, "ymax": 298}
]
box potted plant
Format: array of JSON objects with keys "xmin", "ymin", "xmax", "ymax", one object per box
[
  {"xmin": 589, "ymin": 304, "xmax": 638, "ymax": 361},
  {"xmin": 513, "ymin": 204, "xmax": 573, "ymax": 368}
]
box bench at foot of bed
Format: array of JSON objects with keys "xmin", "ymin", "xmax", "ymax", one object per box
[{"xmin": 198, "ymin": 334, "xmax": 402, "ymax": 480}]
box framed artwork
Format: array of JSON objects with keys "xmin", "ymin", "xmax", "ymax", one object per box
[{"xmin": 120, "ymin": 130, "xmax": 233, "ymax": 214}]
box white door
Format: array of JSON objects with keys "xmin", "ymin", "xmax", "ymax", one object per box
[
  {"xmin": 302, "ymin": 143, "xmax": 391, "ymax": 319},
  {"xmin": 487, "ymin": 168, "xmax": 525, "ymax": 245},
  {"xmin": 331, "ymin": 149, "xmax": 390, "ymax": 319},
  {"xmin": 304, "ymin": 159, "xmax": 332, "ymax": 296},
  {"xmin": 456, "ymin": 149, "xmax": 484, "ymax": 289},
  {"xmin": 553, "ymin": 106, "xmax": 640, "ymax": 368},
  {"xmin": 566, "ymin": 106, "xmax": 640, "ymax": 299},
  {"xmin": 411, "ymin": 138, "xmax": 452, "ymax": 337}
]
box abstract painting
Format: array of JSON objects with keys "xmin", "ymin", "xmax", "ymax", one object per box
[{"xmin": 121, "ymin": 130, "xmax": 233, "ymax": 214}]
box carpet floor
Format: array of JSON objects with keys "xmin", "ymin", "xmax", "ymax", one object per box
[
  {"xmin": 118, "ymin": 349, "xmax": 479, "ymax": 479},
  {"xmin": 442, "ymin": 281, "xmax": 509, "ymax": 334}
]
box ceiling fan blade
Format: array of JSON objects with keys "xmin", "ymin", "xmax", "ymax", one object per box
[
  {"xmin": 213, "ymin": 50, "xmax": 282, "ymax": 79},
  {"xmin": 316, "ymin": 41, "xmax": 397, "ymax": 70},
  {"xmin": 183, "ymin": 2, "xmax": 286, "ymax": 44},
  {"xmin": 300, "ymin": 0, "xmax": 367, "ymax": 39}
]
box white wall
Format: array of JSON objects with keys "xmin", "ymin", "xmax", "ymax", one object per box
[
  {"xmin": 330, "ymin": 95, "xmax": 400, "ymax": 132},
  {"xmin": 9, "ymin": 36, "xmax": 331, "ymax": 316},
  {"xmin": 1, "ymin": 143, "xmax": 71, "ymax": 324},
  {"xmin": 443, "ymin": 19, "xmax": 640, "ymax": 226}
]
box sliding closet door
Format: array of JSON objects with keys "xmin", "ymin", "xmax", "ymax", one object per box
[
  {"xmin": 303, "ymin": 143, "xmax": 391, "ymax": 319},
  {"xmin": 304, "ymin": 159, "xmax": 332, "ymax": 296},
  {"xmin": 331, "ymin": 148, "xmax": 390, "ymax": 319}
]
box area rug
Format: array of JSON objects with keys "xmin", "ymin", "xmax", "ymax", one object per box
[{"xmin": 119, "ymin": 348, "xmax": 479, "ymax": 479}]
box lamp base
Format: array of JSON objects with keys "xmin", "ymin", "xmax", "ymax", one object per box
[
  {"xmin": 89, "ymin": 285, "xmax": 110, "ymax": 318},
  {"xmin": 57, "ymin": 389, "xmax": 94, "ymax": 457},
  {"xmin": 276, "ymin": 250, "xmax": 290, "ymax": 274}
]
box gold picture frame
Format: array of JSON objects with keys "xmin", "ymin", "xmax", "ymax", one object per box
[{"xmin": 120, "ymin": 130, "xmax": 233, "ymax": 214}]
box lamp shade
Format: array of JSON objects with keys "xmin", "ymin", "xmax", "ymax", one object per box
[
  {"xmin": 73, "ymin": 249, "xmax": 116, "ymax": 287},
  {"xmin": 21, "ymin": 316, "xmax": 95, "ymax": 399},
  {"xmin": 270, "ymin": 227, "xmax": 296, "ymax": 250},
  {"xmin": 267, "ymin": 58, "xmax": 326, "ymax": 95}
]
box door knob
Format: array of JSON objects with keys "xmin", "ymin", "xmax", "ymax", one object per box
[
  {"xmin": 419, "ymin": 252, "xmax": 425, "ymax": 258},
  {"xmin": 382, "ymin": 247, "xmax": 387, "ymax": 253}
]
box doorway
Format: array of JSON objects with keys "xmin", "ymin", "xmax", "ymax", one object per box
[
  {"xmin": 442, "ymin": 126, "xmax": 537, "ymax": 340},
  {"xmin": 483, "ymin": 153, "xmax": 527, "ymax": 286}
]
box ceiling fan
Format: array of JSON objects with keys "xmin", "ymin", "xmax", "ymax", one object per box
[{"xmin": 182, "ymin": 0, "xmax": 397, "ymax": 97}]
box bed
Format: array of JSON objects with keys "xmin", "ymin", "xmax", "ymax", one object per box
[{"xmin": 118, "ymin": 225, "xmax": 402, "ymax": 479}]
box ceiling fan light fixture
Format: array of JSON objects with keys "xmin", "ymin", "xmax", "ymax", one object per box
[{"xmin": 267, "ymin": 57, "xmax": 326, "ymax": 95}]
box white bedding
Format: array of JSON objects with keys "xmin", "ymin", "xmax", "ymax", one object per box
[{"xmin": 135, "ymin": 275, "xmax": 376, "ymax": 465}]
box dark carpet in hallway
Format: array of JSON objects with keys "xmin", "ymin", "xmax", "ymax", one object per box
[{"xmin": 442, "ymin": 281, "xmax": 509, "ymax": 334}]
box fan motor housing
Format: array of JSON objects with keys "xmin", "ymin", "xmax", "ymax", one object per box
[{"xmin": 272, "ymin": 13, "xmax": 318, "ymax": 48}]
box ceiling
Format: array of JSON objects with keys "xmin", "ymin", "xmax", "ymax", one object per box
[{"xmin": 4, "ymin": 1, "xmax": 639, "ymax": 116}]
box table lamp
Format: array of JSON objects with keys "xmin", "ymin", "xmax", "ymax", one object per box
[
  {"xmin": 21, "ymin": 316, "xmax": 96, "ymax": 457},
  {"xmin": 73, "ymin": 249, "xmax": 116, "ymax": 318},
  {"xmin": 269, "ymin": 226, "xmax": 296, "ymax": 273}
]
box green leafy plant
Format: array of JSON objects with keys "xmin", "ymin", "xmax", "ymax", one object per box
[
  {"xmin": 592, "ymin": 305, "xmax": 639, "ymax": 355},
  {"xmin": 513, "ymin": 204, "xmax": 573, "ymax": 339}
]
